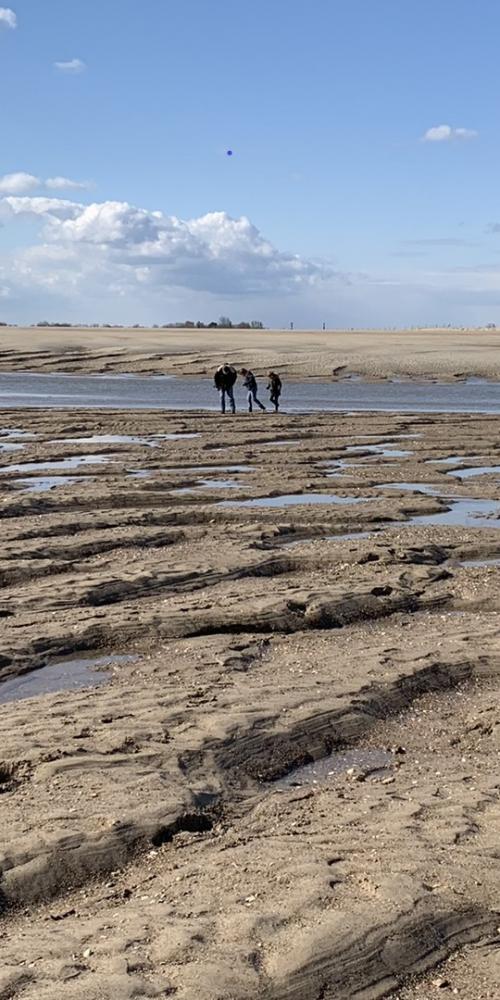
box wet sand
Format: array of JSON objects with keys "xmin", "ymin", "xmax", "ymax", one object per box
[
  {"xmin": 0, "ymin": 404, "xmax": 500, "ymax": 997},
  {"xmin": 1, "ymin": 325, "xmax": 500, "ymax": 380}
]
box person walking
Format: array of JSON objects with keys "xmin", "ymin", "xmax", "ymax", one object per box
[
  {"xmin": 267, "ymin": 371, "xmax": 282, "ymax": 412},
  {"xmin": 240, "ymin": 368, "xmax": 266, "ymax": 413},
  {"xmin": 214, "ymin": 364, "xmax": 237, "ymax": 414}
]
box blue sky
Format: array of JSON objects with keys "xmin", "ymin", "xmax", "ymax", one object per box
[{"xmin": 1, "ymin": 0, "xmax": 500, "ymax": 326}]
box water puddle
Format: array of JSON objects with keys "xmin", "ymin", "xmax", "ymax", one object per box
[
  {"xmin": 0, "ymin": 654, "xmax": 137, "ymax": 705},
  {"xmin": 282, "ymin": 529, "xmax": 376, "ymax": 547},
  {"xmin": 173, "ymin": 478, "xmax": 244, "ymax": 494},
  {"xmin": 380, "ymin": 481, "xmax": 447, "ymax": 497},
  {"xmin": 346, "ymin": 443, "xmax": 412, "ymax": 458},
  {"xmin": 0, "ymin": 428, "xmax": 37, "ymax": 439},
  {"xmin": 0, "ymin": 442, "xmax": 24, "ymax": 452},
  {"xmin": 13, "ymin": 476, "xmax": 87, "ymax": 493},
  {"xmin": 375, "ymin": 483, "xmax": 500, "ymax": 528},
  {"xmin": 220, "ymin": 493, "xmax": 368, "ymax": 509},
  {"xmin": 276, "ymin": 749, "xmax": 394, "ymax": 789},
  {"xmin": 56, "ymin": 434, "xmax": 159, "ymax": 447},
  {"xmin": 0, "ymin": 454, "xmax": 115, "ymax": 474},
  {"xmin": 429, "ymin": 455, "xmax": 481, "ymax": 465},
  {"xmin": 460, "ymin": 556, "xmax": 500, "ymax": 568},
  {"xmin": 409, "ymin": 498, "xmax": 500, "ymax": 529},
  {"xmin": 152, "ymin": 433, "xmax": 199, "ymax": 440},
  {"xmin": 449, "ymin": 465, "xmax": 500, "ymax": 480}
]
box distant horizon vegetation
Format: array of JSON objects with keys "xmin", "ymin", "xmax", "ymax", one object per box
[{"xmin": 0, "ymin": 320, "xmax": 497, "ymax": 332}]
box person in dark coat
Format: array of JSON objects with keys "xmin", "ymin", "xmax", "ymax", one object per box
[
  {"xmin": 267, "ymin": 371, "xmax": 282, "ymax": 412},
  {"xmin": 240, "ymin": 368, "xmax": 266, "ymax": 413},
  {"xmin": 214, "ymin": 364, "xmax": 237, "ymax": 414}
]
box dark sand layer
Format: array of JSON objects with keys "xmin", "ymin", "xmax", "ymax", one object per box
[{"xmin": 1, "ymin": 406, "xmax": 500, "ymax": 998}]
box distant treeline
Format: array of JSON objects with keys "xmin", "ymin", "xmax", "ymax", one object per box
[{"xmin": 0, "ymin": 317, "xmax": 265, "ymax": 330}]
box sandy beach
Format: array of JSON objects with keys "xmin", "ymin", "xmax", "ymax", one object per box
[
  {"xmin": 0, "ymin": 393, "xmax": 500, "ymax": 997},
  {"xmin": 1, "ymin": 325, "xmax": 500, "ymax": 380}
]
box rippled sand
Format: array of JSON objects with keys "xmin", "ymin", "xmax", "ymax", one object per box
[{"xmin": 1, "ymin": 404, "xmax": 500, "ymax": 997}]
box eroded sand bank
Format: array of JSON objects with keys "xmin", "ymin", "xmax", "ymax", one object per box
[
  {"xmin": 1, "ymin": 325, "xmax": 500, "ymax": 380},
  {"xmin": 0, "ymin": 404, "xmax": 500, "ymax": 997}
]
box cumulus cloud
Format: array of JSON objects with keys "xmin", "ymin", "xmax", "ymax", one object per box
[
  {"xmin": 422, "ymin": 124, "xmax": 478, "ymax": 142},
  {"xmin": 2, "ymin": 196, "xmax": 83, "ymax": 221},
  {"xmin": 0, "ymin": 195, "xmax": 333, "ymax": 303},
  {"xmin": 0, "ymin": 172, "xmax": 39, "ymax": 195},
  {"xmin": 54, "ymin": 58, "xmax": 86, "ymax": 73},
  {"xmin": 0, "ymin": 7, "xmax": 16, "ymax": 29}
]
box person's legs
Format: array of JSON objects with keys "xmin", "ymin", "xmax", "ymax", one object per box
[
  {"xmin": 220, "ymin": 388, "xmax": 226, "ymax": 414},
  {"xmin": 247, "ymin": 389, "xmax": 253, "ymax": 413},
  {"xmin": 252, "ymin": 389, "xmax": 266, "ymax": 411},
  {"xmin": 227, "ymin": 386, "xmax": 236, "ymax": 413}
]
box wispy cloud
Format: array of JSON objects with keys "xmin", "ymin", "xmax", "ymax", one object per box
[
  {"xmin": 0, "ymin": 7, "xmax": 17, "ymax": 29},
  {"xmin": 422, "ymin": 124, "xmax": 478, "ymax": 143},
  {"xmin": 46, "ymin": 176, "xmax": 92, "ymax": 192},
  {"xmin": 54, "ymin": 58, "xmax": 86, "ymax": 74},
  {"xmin": 0, "ymin": 172, "xmax": 92, "ymax": 195}
]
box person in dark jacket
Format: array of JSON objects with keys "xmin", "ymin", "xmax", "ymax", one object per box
[
  {"xmin": 214, "ymin": 364, "xmax": 237, "ymax": 414},
  {"xmin": 267, "ymin": 371, "xmax": 282, "ymax": 412},
  {"xmin": 240, "ymin": 368, "xmax": 266, "ymax": 413}
]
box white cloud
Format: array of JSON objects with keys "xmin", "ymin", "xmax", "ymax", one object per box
[
  {"xmin": 0, "ymin": 173, "xmax": 91, "ymax": 195},
  {"xmin": 54, "ymin": 58, "xmax": 86, "ymax": 73},
  {"xmin": 0, "ymin": 7, "xmax": 17, "ymax": 29},
  {"xmin": 1, "ymin": 196, "xmax": 83, "ymax": 222},
  {"xmin": 0, "ymin": 172, "xmax": 39, "ymax": 194},
  {"xmin": 0, "ymin": 195, "xmax": 334, "ymax": 317},
  {"xmin": 45, "ymin": 176, "xmax": 91, "ymax": 191},
  {"xmin": 422, "ymin": 124, "xmax": 478, "ymax": 142}
]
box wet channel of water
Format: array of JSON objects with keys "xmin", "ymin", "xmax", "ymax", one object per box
[
  {"xmin": 3, "ymin": 372, "xmax": 500, "ymax": 412},
  {"xmin": 220, "ymin": 493, "xmax": 368, "ymax": 509}
]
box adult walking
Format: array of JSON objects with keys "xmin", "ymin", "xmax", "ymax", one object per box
[
  {"xmin": 214, "ymin": 364, "xmax": 237, "ymax": 414},
  {"xmin": 240, "ymin": 368, "xmax": 266, "ymax": 413},
  {"xmin": 267, "ymin": 371, "xmax": 282, "ymax": 412}
]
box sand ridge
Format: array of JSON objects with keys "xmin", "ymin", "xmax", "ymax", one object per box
[{"xmin": 1, "ymin": 325, "xmax": 500, "ymax": 380}]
